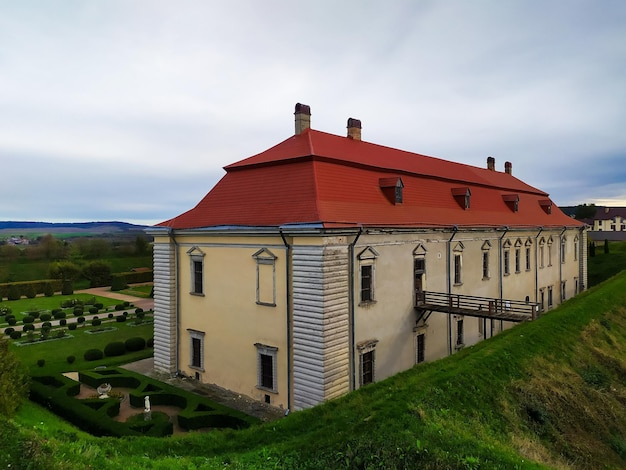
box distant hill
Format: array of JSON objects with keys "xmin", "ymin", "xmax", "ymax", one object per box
[{"xmin": 0, "ymin": 221, "xmax": 149, "ymax": 236}]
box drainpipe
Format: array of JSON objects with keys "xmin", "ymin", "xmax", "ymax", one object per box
[
  {"xmin": 279, "ymin": 229, "xmax": 292, "ymax": 413},
  {"xmin": 534, "ymin": 227, "xmax": 543, "ymax": 306},
  {"xmin": 168, "ymin": 228, "xmax": 181, "ymax": 376},
  {"xmin": 498, "ymin": 226, "xmax": 509, "ymax": 333},
  {"xmin": 558, "ymin": 226, "xmax": 567, "ymax": 303},
  {"xmin": 446, "ymin": 226, "xmax": 458, "ymax": 356},
  {"xmin": 348, "ymin": 227, "xmax": 363, "ymax": 391}
]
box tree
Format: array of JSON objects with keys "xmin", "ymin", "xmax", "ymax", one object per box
[
  {"xmin": 574, "ymin": 203, "xmax": 597, "ymax": 220},
  {"xmin": 589, "ymin": 241, "xmax": 596, "ymax": 257},
  {"xmin": 135, "ymin": 235, "xmax": 149, "ymax": 255},
  {"xmin": 0, "ymin": 339, "xmax": 29, "ymax": 417},
  {"xmin": 604, "ymin": 239, "xmax": 610, "ymax": 254},
  {"xmin": 82, "ymin": 261, "xmax": 112, "ymax": 287},
  {"xmin": 49, "ymin": 261, "xmax": 81, "ymax": 282}
]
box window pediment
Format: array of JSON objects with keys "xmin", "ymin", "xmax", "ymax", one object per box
[
  {"xmin": 481, "ymin": 240, "xmax": 492, "ymax": 250},
  {"xmin": 358, "ymin": 246, "xmax": 379, "ymax": 260},
  {"xmin": 187, "ymin": 246, "xmax": 205, "ymax": 258},
  {"xmin": 503, "ymin": 239, "xmax": 512, "ymax": 249},
  {"xmin": 452, "ymin": 241, "xmax": 464, "ymax": 253},
  {"xmin": 525, "ymin": 238, "xmax": 533, "ymax": 246},
  {"xmin": 514, "ymin": 238, "xmax": 523, "ymax": 247},
  {"xmin": 412, "ymin": 243, "xmax": 428, "ymax": 256},
  {"xmin": 252, "ymin": 248, "xmax": 277, "ymax": 261}
]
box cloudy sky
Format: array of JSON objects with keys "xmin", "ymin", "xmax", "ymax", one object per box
[{"xmin": 1, "ymin": 1, "xmax": 625, "ymax": 226}]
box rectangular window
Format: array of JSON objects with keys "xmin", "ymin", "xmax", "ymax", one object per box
[
  {"xmin": 548, "ymin": 286, "xmax": 553, "ymax": 307},
  {"xmin": 361, "ymin": 350, "xmax": 374, "ymax": 385},
  {"xmin": 548, "ymin": 244, "xmax": 552, "ymax": 266},
  {"xmin": 482, "ymin": 251, "xmax": 489, "ymax": 279},
  {"xmin": 540, "ymin": 289, "xmax": 545, "ymax": 311},
  {"xmin": 193, "ymin": 261, "xmax": 203, "ymax": 294},
  {"xmin": 253, "ymin": 249, "xmax": 277, "ymax": 306},
  {"xmin": 561, "ymin": 281, "xmax": 566, "ymax": 301},
  {"xmin": 456, "ymin": 319, "xmax": 464, "ymax": 346},
  {"xmin": 454, "ymin": 254, "xmax": 462, "ymax": 284},
  {"xmin": 416, "ymin": 334, "xmax": 425, "ymax": 364},
  {"xmin": 525, "ymin": 247, "xmax": 531, "ymax": 271},
  {"xmin": 414, "ymin": 258, "xmax": 425, "ymax": 303},
  {"xmin": 515, "ymin": 248, "xmax": 521, "ymax": 273},
  {"xmin": 560, "ymin": 241, "xmax": 566, "ymax": 264},
  {"xmin": 361, "ymin": 265, "xmax": 373, "ymax": 302},
  {"xmin": 188, "ymin": 330, "xmax": 205, "ymax": 370},
  {"xmin": 540, "ymin": 246, "xmax": 544, "ymax": 268},
  {"xmin": 255, "ymin": 343, "xmax": 278, "ymax": 392},
  {"xmin": 504, "ymin": 250, "xmax": 510, "ymax": 275},
  {"xmin": 478, "ymin": 317, "xmax": 484, "ymax": 336}
]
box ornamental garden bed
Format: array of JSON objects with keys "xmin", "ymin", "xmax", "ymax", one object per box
[{"xmin": 30, "ymin": 367, "xmax": 260, "ymax": 437}]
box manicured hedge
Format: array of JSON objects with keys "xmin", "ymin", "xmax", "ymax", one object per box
[
  {"xmin": 84, "ymin": 349, "xmax": 104, "ymax": 361},
  {"xmin": 104, "ymin": 341, "xmax": 126, "ymax": 357},
  {"xmin": 110, "ymin": 270, "xmax": 153, "ymax": 291},
  {"xmin": 125, "ymin": 337, "xmax": 146, "ymax": 352},
  {"xmin": 0, "ymin": 280, "xmax": 63, "ymax": 300}
]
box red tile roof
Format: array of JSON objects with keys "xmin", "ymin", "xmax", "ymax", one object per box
[{"xmin": 158, "ymin": 128, "xmax": 583, "ymax": 230}]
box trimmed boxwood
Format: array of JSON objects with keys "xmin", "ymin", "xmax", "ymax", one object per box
[
  {"xmin": 40, "ymin": 313, "xmax": 52, "ymax": 322},
  {"xmin": 66, "ymin": 355, "xmax": 75, "ymax": 364},
  {"xmin": 53, "ymin": 310, "xmax": 66, "ymax": 320},
  {"xmin": 37, "ymin": 359, "xmax": 45, "ymax": 367},
  {"xmin": 94, "ymin": 303, "xmax": 104, "ymax": 310},
  {"xmin": 6, "ymin": 317, "xmax": 16, "ymax": 326},
  {"xmin": 104, "ymin": 341, "xmax": 126, "ymax": 357},
  {"xmin": 10, "ymin": 330, "xmax": 22, "ymax": 339},
  {"xmin": 84, "ymin": 349, "xmax": 104, "ymax": 361},
  {"xmin": 125, "ymin": 337, "xmax": 146, "ymax": 352},
  {"xmin": 77, "ymin": 316, "xmax": 85, "ymax": 325},
  {"xmin": 42, "ymin": 321, "xmax": 52, "ymax": 328},
  {"xmin": 59, "ymin": 319, "xmax": 67, "ymax": 326},
  {"xmin": 68, "ymin": 323, "xmax": 77, "ymax": 331},
  {"xmin": 115, "ymin": 315, "xmax": 126, "ymax": 323},
  {"xmin": 92, "ymin": 318, "xmax": 102, "ymax": 327},
  {"xmin": 23, "ymin": 324, "xmax": 35, "ymax": 332},
  {"xmin": 4, "ymin": 327, "xmax": 14, "ymax": 335},
  {"xmin": 89, "ymin": 307, "xmax": 98, "ymax": 314},
  {"xmin": 22, "ymin": 315, "xmax": 34, "ymax": 324}
]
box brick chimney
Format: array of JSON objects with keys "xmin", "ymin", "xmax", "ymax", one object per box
[
  {"xmin": 294, "ymin": 103, "xmax": 311, "ymax": 135},
  {"xmin": 347, "ymin": 118, "xmax": 362, "ymax": 141},
  {"xmin": 505, "ymin": 161, "xmax": 512, "ymax": 175},
  {"xmin": 487, "ymin": 156, "xmax": 495, "ymax": 171}
]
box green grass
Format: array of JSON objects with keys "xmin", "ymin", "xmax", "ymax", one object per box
[
  {"xmin": 118, "ymin": 284, "xmax": 153, "ymax": 298},
  {"xmin": 3, "ymin": 249, "xmax": 626, "ymax": 469},
  {"xmin": 12, "ymin": 320, "xmax": 153, "ymax": 375},
  {"xmin": 588, "ymin": 241, "xmax": 626, "ymax": 286},
  {"xmin": 1, "ymin": 293, "xmax": 121, "ymax": 319}
]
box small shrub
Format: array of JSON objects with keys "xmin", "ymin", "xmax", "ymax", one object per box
[
  {"xmin": 83, "ymin": 349, "xmax": 104, "ymax": 361},
  {"xmin": 123, "ymin": 311, "xmax": 128, "ymax": 317},
  {"xmin": 10, "ymin": 330, "xmax": 22, "ymax": 340},
  {"xmin": 73, "ymin": 307, "xmax": 84, "ymax": 316},
  {"xmin": 84, "ymin": 296, "xmax": 96, "ymax": 305},
  {"xmin": 147, "ymin": 337, "xmax": 154, "ymax": 348},
  {"xmin": 53, "ymin": 311, "xmax": 66, "ymax": 320},
  {"xmin": 136, "ymin": 311, "xmax": 146, "ymax": 320},
  {"xmin": 104, "ymin": 341, "xmax": 126, "ymax": 357},
  {"xmin": 42, "ymin": 321, "xmax": 52, "ymax": 329},
  {"xmin": 89, "ymin": 307, "xmax": 98, "ymax": 314},
  {"xmin": 28, "ymin": 310, "xmax": 41, "ymax": 320},
  {"xmin": 43, "ymin": 282, "xmax": 55, "ymax": 297},
  {"xmin": 59, "ymin": 319, "xmax": 67, "ymax": 326},
  {"xmin": 23, "ymin": 324, "xmax": 35, "ymax": 332},
  {"xmin": 37, "ymin": 359, "xmax": 45, "ymax": 367},
  {"xmin": 7, "ymin": 285, "xmax": 20, "ymax": 301},
  {"xmin": 115, "ymin": 316, "xmax": 126, "ymax": 323},
  {"xmin": 7, "ymin": 317, "xmax": 16, "ymax": 326},
  {"xmin": 125, "ymin": 337, "xmax": 146, "ymax": 352},
  {"xmin": 4, "ymin": 327, "xmax": 15, "ymax": 335},
  {"xmin": 92, "ymin": 318, "xmax": 102, "ymax": 327},
  {"xmin": 68, "ymin": 323, "xmax": 77, "ymax": 331},
  {"xmin": 22, "ymin": 315, "xmax": 34, "ymax": 324},
  {"xmin": 135, "ymin": 308, "xmax": 144, "ymax": 314},
  {"xmin": 66, "ymin": 355, "xmax": 76, "ymax": 364},
  {"xmin": 123, "ymin": 301, "xmax": 130, "ymax": 307},
  {"xmin": 108, "ymin": 313, "xmax": 114, "ymax": 319},
  {"xmin": 0, "ymin": 306, "xmax": 12, "ymax": 316},
  {"xmin": 25, "ymin": 284, "xmax": 37, "ymax": 299},
  {"xmin": 51, "ymin": 308, "xmax": 63, "ymax": 315},
  {"xmin": 77, "ymin": 316, "xmax": 85, "ymax": 325},
  {"xmin": 39, "ymin": 313, "xmax": 52, "ymax": 322},
  {"xmin": 95, "ymin": 302, "xmax": 104, "ymax": 310},
  {"xmin": 55, "ymin": 329, "xmax": 66, "ymax": 338},
  {"xmin": 61, "ymin": 280, "xmax": 73, "ymax": 295},
  {"xmin": 114, "ymin": 304, "xmax": 124, "ymax": 311}
]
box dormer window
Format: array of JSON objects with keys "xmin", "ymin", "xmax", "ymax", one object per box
[
  {"xmin": 379, "ymin": 177, "xmax": 404, "ymax": 205},
  {"xmin": 502, "ymin": 194, "xmax": 519, "ymax": 212},
  {"xmin": 539, "ymin": 199, "xmax": 552, "ymax": 214},
  {"xmin": 451, "ymin": 187, "xmax": 471, "ymax": 210}
]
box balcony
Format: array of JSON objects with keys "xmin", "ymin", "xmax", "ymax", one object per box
[{"xmin": 415, "ymin": 291, "xmax": 539, "ymax": 323}]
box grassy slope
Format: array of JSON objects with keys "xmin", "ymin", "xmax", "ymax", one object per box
[{"xmin": 2, "ymin": 272, "xmax": 625, "ymax": 468}]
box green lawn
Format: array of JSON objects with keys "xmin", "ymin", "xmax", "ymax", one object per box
[
  {"xmin": 1, "ymin": 293, "xmax": 122, "ymax": 320},
  {"xmin": 118, "ymin": 284, "xmax": 153, "ymax": 298},
  {"xmin": 588, "ymin": 240, "xmax": 626, "ymax": 286}
]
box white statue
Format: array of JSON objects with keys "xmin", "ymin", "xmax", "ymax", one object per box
[{"xmin": 144, "ymin": 395, "xmax": 151, "ymax": 413}]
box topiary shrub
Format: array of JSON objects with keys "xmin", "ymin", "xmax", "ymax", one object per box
[
  {"xmin": 66, "ymin": 355, "xmax": 76, "ymax": 364},
  {"xmin": 84, "ymin": 349, "xmax": 103, "ymax": 361},
  {"xmin": 42, "ymin": 321, "xmax": 52, "ymax": 329},
  {"xmin": 4, "ymin": 327, "xmax": 14, "ymax": 335},
  {"xmin": 55, "ymin": 329, "xmax": 66, "ymax": 339},
  {"xmin": 28, "ymin": 310, "xmax": 41, "ymax": 320},
  {"xmin": 68, "ymin": 323, "xmax": 77, "ymax": 331},
  {"xmin": 53, "ymin": 311, "xmax": 66, "ymax": 320},
  {"xmin": 108, "ymin": 313, "xmax": 114, "ymax": 319},
  {"xmin": 115, "ymin": 315, "xmax": 126, "ymax": 323},
  {"xmin": 89, "ymin": 307, "xmax": 98, "ymax": 314},
  {"xmin": 125, "ymin": 337, "xmax": 146, "ymax": 352},
  {"xmin": 0, "ymin": 306, "xmax": 12, "ymax": 316},
  {"xmin": 92, "ymin": 318, "xmax": 102, "ymax": 327},
  {"xmin": 136, "ymin": 311, "xmax": 145, "ymax": 320},
  {"xmin": 25, "ymin": 284, "xmax": 37, "ymax": 299},
  {"xmin": 40, "ymin": 313, "xmax": 52, "ymax": 322},
  {"xmin": 73, "ymin": 307, "xmax": 84, "ymax": 316},
  {"xmin": 59, "ymin": 319, "xmax": 67, "ymax": 326},
  {"xmin": 23, "ymin": 324, "xmax": 35, "ymax": 332},
  {"xmin": 10, "ymin": 330, "xmax": 22, "ymax": 340},
  {"xmin": 37, "ymin": 359, "xmax": 45, "ymax": 367},
  {"xmin": 94, "ymin": 303, "xmax": 104, "ymax": 310},
  {"xmin": 123, "ymin": 301, "xmax": 130, "ymax": 307},
  {"xmin": 43, "ymin": 282, "xmax": 55, "ymax": 297},
  {"xmin": 84, "ymin": 296, "xmax": 96, "ymax": 306},
  {"xmin": 114, "ymin": 304, "xmax": 124, "ymax": 311},
  {"xmin": 7, "ymin": 317, "xmax": 16, "ymax": 326},
  {"xmin": 61, "ymin": 280, "xmax": 73, "ymax": 295},
  {"xmin": 7, "ymin": 284, "xmax": 20, "ymax": 301},
  {"xmin": 135, "ymin": 308, "xmax": 144, "ymax": 314},
  {"xmin": 77, "ymin": 316, "xmax": 85, "ymax": 325},
  {"xmin": 104, "ymin": 341, "xmax": 126, "ymax": 357},
  {"xmin": 22, "ymin": 316, "xmax": 34, "ymax": 324}
]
